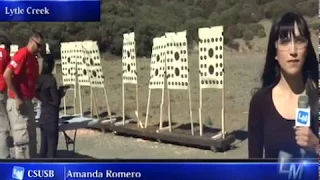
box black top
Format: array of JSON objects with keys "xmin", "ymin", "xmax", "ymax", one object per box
[
  {"xmin": 248, "ymin": 88, "xmax": 318, "ymax": 159},
  {"xmin": 36, "ymin": 74, "xmax": 61, "ymax": 123}
]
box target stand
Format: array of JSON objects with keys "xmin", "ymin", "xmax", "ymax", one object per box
[
  {"xmin": 144, "ymin": 35, "xmax": 172, "ymax": 133},
  {"xmin": 61, "ymin": 42, "xmax": 80, "ymax": 117},
  {"xmin": 197, "ymin": 26, "xmax": 235, "ymax": 150},
  {"xmin": 112, "ymin": 123, "xmax": 234, "ymax": 152},
  {"xmin": 109, "ymin": 32, "xmax": 235, "ymax": 152},
  {"xmin": 114, "ymin": 32, "xmax": 143, "ymax": 128},
  {"xmin": 79, "ymin": 40, "xmax": 117, "ymax": 125},
  {"xmin": 47, "ymin": 41, "xmax": 117, "ymax": 155}
]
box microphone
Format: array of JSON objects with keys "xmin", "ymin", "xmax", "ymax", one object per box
[
  {"xmin": 278, "ymin": 95, "xmax": 309, "ymax": 164},
  {"xmin": 295, "ymin": 95, "xmax": 310, "ymax": 157},
  {"xmin": 296, "ymin": 95, "xmax": 310, "ymax": 127}
]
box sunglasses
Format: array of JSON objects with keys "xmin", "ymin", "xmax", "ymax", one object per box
[{"xmin": 32, "ymin": 39, "xmax": 42, "ymax": 48}]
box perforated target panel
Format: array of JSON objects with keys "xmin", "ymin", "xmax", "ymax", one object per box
[
  {"xmin": 82, "ymin": 41, "xmax": 105, "ymax": 88},
  {"xmin": 61, "ymin": 42, "xmax": 76, "ymax": 85},
  {"xmin": 149, "ymin": 36, "xmax": 167, "ymax": 89},
  {"xmin": 122, "ymin": 32, "xmax": 137, "ymax": 84},
  {"xmin": 165, "ymin": 31, "xmax": 189, "ymax": 90},
  {"xmin": 0, "ymin": 44, "xmax": 18, "ymax": 57},
  {"xmin": 10, "ymin": 44, "xmax": 18, "ymax": 57},
  {"xmin": 198, "ymin": 26, "xmax": 224, "ymax": 89},
  {"xmin": 46, "ymin": 43, "xmax": 51, "ymax": 54},
  {"xmin": 72, "ymin": 41, "xmax": 90, "ymax": 86}
]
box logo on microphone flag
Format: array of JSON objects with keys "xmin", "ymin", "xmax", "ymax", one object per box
[{"xmin": 297, "ymin": 111, "xmax": 308, "ymax": 125}]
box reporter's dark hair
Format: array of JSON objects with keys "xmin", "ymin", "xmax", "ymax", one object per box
[
  {"xmin": 305, "ymin": 77, "xmax": 318, "ymax": 135},
  {"xmin": 252, "ymin": 12, "xmax": 318, "ymax": 134},
  {"xmin": 261, "ymin": 12, "xmax": 318, "ymax": 89},
  {"xmin": 252, "ymin": 12, "xmax": 318, "ymax": 94},
  {"xmin": 41, "ymin": 54, "xmax": 55, "ymax": 75}
]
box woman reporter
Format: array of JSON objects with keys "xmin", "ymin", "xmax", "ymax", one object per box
[{"xmin": 248, "ymin": 12, "xmax": 318, "ymax": 159}]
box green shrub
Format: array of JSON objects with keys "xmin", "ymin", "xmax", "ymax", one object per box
[
  {"xmin": 0, "ymin": 0, "xmax": 317, "ymax": 58},
  {"xmin": 257, "ymin": 29, "xmax": 267, "ymax": 38},
  {"xmin": 295, "ymin": 1, "xmax": 318, "ymax": 17},
  {"xmin": 264, "ymin": 1, "xmax": 295, "ymax": 19},
  {"xmin": 247, "ymin": 23, "xmax": 265, "ymax": 34},
  {"xmin": 243, "ymin": 30, "xmax": 255, "ymax": 41},
  {"xmin": 255, "ymin": 0, "xmax": 273, "ymax": 5},
  {"xmin": 225, "ymin": 25, "xmax": 243, "ymax": 39}
]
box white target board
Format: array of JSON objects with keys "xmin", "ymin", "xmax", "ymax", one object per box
[
  {"xmin": 122, "ymin": 32, "xmax": 137, "ymax": 84},
  {"xmin": 82, "ymin": 40, "xmax": 105, "ymax": 88},
  {"xmin": 198, "ymin": 26, "xmax": 224, "ymax": 89},
  {"xmin": 149, "ymin": 36, "xmax": 167, "ymax": 89},
  {"xmin": 165, "ymin": 31, "xmax": 189, "ymax": 90},
  {"xmin": 0, "ymin": 44, "xmax": 18, "ymax": 57},
  {"xmin": 10, "ymin": 44, "xmax": 18, "ymax": 57},
  {"xmin": 61, "ymin": 42, "xmax": 76, "ymax": 85},
  {"xmin": 46, "ymin": 43, "xmax": 50, "ymax": 54},
  {"xmin": 71, "ymin": 41, "xmax": 90, "ymax": 87}
]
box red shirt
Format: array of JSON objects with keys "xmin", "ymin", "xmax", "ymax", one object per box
[
  {"xmin": 0, "ymin": 48, "xmax": 10, "ymax": 92},
  {"xmin": 7, "ymin": 47, "xmax": 39, "ymax": 99}
]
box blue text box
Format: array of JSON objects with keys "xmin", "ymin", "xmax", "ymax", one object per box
[
  {"xmin": 0, "ymin": 0, "xmax": 100, "ymax": 21},
  {"xmin": 0, "ymin": 162, "xmax": 317, "ymax": 180}
]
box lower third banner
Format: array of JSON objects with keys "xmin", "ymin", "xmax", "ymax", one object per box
[
  {"xmin": 0, "ymin": 161, "xmax": 317, "ymax": 180},
  {"xmin": 0, "ymin": 0, "xmax": 100, "ymax": 22}
]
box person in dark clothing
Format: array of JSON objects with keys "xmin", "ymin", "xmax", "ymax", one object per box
[
  {"xmin": 248, "ymin": 12, "xmax": 318, "ymax": 159},
  {"xmin": 36, "ymin": 55, "xmax": 61, "ymax": 158}
]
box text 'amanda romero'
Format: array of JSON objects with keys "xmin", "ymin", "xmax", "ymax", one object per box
[
  {"xmin": 66, "ymin": 169, "xmax": 142, "ymax": 178},
  {"xmin": 4, "ymin": 7, "xmax": 50, "ymax": 16}
]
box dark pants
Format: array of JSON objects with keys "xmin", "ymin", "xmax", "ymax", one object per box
[{"xmin": 39, "ymin": 122, "xmax": 58, "ymax": 158}]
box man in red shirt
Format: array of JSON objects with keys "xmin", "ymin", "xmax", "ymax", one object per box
[
  {"xmin": 0, "ymin": 35, "xmax": 12, "ymax": 158},
  {"xmin": 4, "ymin": 32, "xmax": 44, "ymax": 159}
]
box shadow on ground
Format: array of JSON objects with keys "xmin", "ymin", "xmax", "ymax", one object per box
[
  {"xmin": 230, "ymin": 129, "xmax": 248, "ymax": 142},
  {"xmin": 57, "ymin": 150, "xmax": 95, "ymax": 159},
  {"xmin": 228, "ymin": 129, "xmax": 248, "ymax": 150},
  {"xmin": 58, "ymin": 107, "xmax": 131, "ymax": 121},
  {"xmin": 111, "ymin": 121, "xmax": 248, "ymax": 152},
  {"xmin": 59, "ymin": 106, "xmax": 73, "ymax": 111},
  {"xmin": 83, "ymin": 111, "xmax": 119, "ymax": 119},
  {"xmin": 176, "ymin": 123, "xmax": 249, "ymax": 151}
]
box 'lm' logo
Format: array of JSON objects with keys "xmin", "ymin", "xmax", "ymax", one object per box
[
  {"xmin": 12, "ymin": 166, "xmax": 25, "ymax": 180},
  {"xmin": 279, "ymin": 163, "xmax": 303, "ymax": 179},
  {"xmin": 297, "ymin": 111, "xmax": 308, "ymax": 125}
]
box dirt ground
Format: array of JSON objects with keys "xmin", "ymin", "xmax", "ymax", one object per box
[
  {"xmin": 50, "ymin": 20, "xmax": 318, "ymax": 159},
  {"xmin": 52, "ymin": 129, "xmax": 249, "ymax": 159}
]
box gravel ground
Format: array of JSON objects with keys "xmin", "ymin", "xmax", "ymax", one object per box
[{"xmin": 51, "ymin": 129, "xmax": 249, "ymax": 159}]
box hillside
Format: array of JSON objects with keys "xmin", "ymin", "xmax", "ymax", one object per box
[{"xmin": 0, "ymin": 0, "xmax": 317, "ymax": 58}]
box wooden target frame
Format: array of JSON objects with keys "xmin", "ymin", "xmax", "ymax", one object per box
[
  {"xmin": 60, "ymin": 41, "xmax": 113, "ymax": 122},
  {"xmin": 121, "ymin": 32, "xmax": 143, "ymax": 128},
  {"xmin": 163, "ymin": 31, "xmax": 194, "ymax": 135},
  {"xmin": 144, "ymin": 36, "xmax": 167, "ymax": 132},
  {"xmin": 198, "ymin": 26, "xmax": 226, "ymax": 138},
  {"xmin": 61, "ymin": 42, "xmax": 79, "ymax": 116},
  {"xmin": 79, "ymin": 41, "xmax": 114, "ymax": 122}
]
